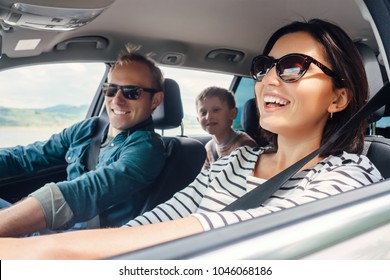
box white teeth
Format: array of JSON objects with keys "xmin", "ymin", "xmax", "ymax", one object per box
[
  {"xmin": 264, "ymin": 96, "xmax": 288, "ymax": 105},
  {"xmin": 113, "ymin": 109, "xmax": 129, "ymax": 115}
]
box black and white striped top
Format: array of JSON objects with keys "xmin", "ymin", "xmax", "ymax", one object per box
[{"xmin": 125, "ymin": 146, "xmax": 383, "ymax": 231}]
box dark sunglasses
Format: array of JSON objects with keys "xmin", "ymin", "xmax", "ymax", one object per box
[
  {"xmin": 250, "ymin": 53, "xmax": 340, "ymax": 83},
  {"xmin": 102, "ymin": 83, "xmax": 159, "ymax": 100}
]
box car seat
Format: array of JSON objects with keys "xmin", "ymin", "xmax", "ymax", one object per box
[
  {"xmin": 355, "ymin": 42, "xmax": 386, "ymax": 124},
  {"xmin": 138, "ymin": 78, "xmax": 206, "ymax": 213},
  {"xmin": 355, "ymin": 42, "xmax": 390, "ymax": 179},
  {"xmin": 152, "ymin": 78, "xmax": 184, "ymax": 132},
  {"xmin": 240, "ymin": 98, "xmax": 270, "ymax": 147}
]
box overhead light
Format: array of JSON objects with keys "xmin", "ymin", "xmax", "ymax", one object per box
[
  {"xmin": 15, "ymin": 39, "xmax": 41, "ymax": 51},
  {"xmin": 0, "ymin": 3, "xmax": 107, "ymax": 31}
]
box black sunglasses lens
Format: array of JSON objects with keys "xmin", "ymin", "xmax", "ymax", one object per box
[
  {"xmin": 103, "ymin": 85, "xmax": 117, "ymax": 97},
  {"xmin": 102, "ymin": 84, "xmax": 142, "ymax": 100},
  {"xmin": 122, "ymin": 87, "xmax": 141, "ymax": 100},
  {"xmin": 251, "ymin": 54, "xmax": 310, "ymax": 82},
  {"xmin": 278, "ymin": 55, "xmax": 307, "ymax": 82},
  {"xmin": 251, "ymin": 56, "xmax": 273, "ymax": 81}
]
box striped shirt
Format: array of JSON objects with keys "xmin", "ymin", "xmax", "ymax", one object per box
[{"xmin": 125, "ymin": 146, "xmax": 383, "ymax": 231}]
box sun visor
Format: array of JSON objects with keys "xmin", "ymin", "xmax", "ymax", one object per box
[{"xmin": 0, "ymin": 1, "xmax": 114, "ymax": 31}]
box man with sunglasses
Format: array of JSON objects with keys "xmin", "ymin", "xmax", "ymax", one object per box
[{"xmin": 0, "ymin": 44, "xmax": 166, "ymax": 237}]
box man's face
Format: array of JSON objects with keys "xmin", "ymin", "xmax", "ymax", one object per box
[{"xmin": 105, "ymin": 62, "xmax": 162, "ymax": 137}]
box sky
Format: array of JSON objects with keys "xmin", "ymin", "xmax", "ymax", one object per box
[
  {"xmin": 0, "ymin": 63, "xmax": 233, "ymax": 120},
  {"xmin": 0, "ymin": 63, "xmax": 106, "ymax": 109}
]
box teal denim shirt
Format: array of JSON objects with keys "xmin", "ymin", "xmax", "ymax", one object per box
[{"xmin": 0, "ymin": 116, "xmax": 166, "ymax": 227}]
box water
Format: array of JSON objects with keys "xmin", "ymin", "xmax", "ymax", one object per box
[{"xmin": 0, "ymin": 127, "xmax": 65, "ymax": 148}]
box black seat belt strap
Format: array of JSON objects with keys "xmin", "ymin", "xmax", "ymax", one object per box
[
  {"xmin": 87, "ymin": 116, "xmax": 108, "ymax": 171},
  {"xmin": 223, "ymin": 82, "xmax": 390, "ymax": 211},
  {"xmin": 83, "ymin": 115, "xmax": 109, "ymax": 228}
]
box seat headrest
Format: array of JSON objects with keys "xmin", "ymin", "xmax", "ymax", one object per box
[
  {"xmin": 240, "ymin": 98, "xmax": 270, "ymax": 147},
  {"xmin": 241, "ymin": 98, "xmax": 258, "ymax": 135},
  {"xmin": 152, "ymin": 78, "xmax": 184, "ymax": 130},
  {"xmin": 355, "ymin": 42, "xmax": 385, "ymax": 122}
]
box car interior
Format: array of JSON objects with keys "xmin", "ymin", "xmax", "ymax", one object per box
[{"xmin": 0, "ymin": 0, "xmax": 390, "ymax": 259}]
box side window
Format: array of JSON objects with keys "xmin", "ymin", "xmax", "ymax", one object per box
[
  {"xmin": 376, "ymin": 117, "xmax": 390, "ymax": 138},
  {"xmin": 232, "ymin": 77, "xmax": 256, "ymax": 130},
  {"xmin": 0, "ymin": 63, "xmax": 107, "ymax": 148}
]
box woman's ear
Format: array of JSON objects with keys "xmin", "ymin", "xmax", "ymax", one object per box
[{"xmin": 328, "ymin": 88, "xmax": 350, "ymax": 114}]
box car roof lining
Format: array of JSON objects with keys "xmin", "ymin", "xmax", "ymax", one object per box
[{"xmin": 0, "ymin": 0, "xmax": 378, "ymax": 76}]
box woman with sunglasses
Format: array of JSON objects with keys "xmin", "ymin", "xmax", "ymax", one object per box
[{"xmin": 0, "ymin": 19, "xmax": 383, "ymax": 259}]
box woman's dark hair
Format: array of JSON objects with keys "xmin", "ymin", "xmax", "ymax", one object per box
[{"xmin": 260, "ymin": 19, "xmax": 368, "ymax": 156}]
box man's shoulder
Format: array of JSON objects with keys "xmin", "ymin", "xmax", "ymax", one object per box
[
  {"xmin": 128, "ymin": 129, "xmax": 162, "ymax": 141},
  {"xmin": 119, "ymin": 130, "xmax": 165, "ymax": 152},
  {"xmin": 58, "ymin": 117, "xmax": 100, "ymax": 142},
  {"xmin": 66, "ymin": 117, "xmax": 100, "ymax": 132}
]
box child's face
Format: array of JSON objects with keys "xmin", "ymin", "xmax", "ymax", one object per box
[{"xmin": 196, "ymin": 96, "xmax": 237, "ymax": 136}]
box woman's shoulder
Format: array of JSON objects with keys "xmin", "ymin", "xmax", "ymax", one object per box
[
  {"xmin": 233, "ymin": 145, "xmax": 266, "ymax": 155},
  {"xmin": 219, "ymin": 145, "xmax": 266, "ymax": 164},
  {"xmin": 316, "ymin": 151, "xmax": 383, "ymax": 179},
  {"xmin": 208, "ymin": 145, "xmax": 264, "ymax": 174},
  {"xmin": 326, "ymin": 151, "xmax": 373, "ymax": 166}
]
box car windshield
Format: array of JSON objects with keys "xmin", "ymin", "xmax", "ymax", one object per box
[{"xmin": 1, "ymin": 0, "xmax": 390, "ymax": 268}]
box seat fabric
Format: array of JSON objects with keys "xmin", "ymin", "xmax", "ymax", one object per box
[
  {"xmin": 240, "ymin": 98, "xmax": 270, "ymax": 147},
  {"xmin": 364, "ymin": 136, "xmax": 390, "ymax": 179},
  {"xmin": 138, "ymin": 136, "xmax": 205, "ymax": 213},
  {"xmin": 138, "ymin": 78, "xmax": 206, "ymax": 213}
]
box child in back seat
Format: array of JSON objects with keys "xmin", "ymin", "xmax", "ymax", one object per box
[{"xmin": 195, "ymin": 86, "xmax": 258, "ymax": 169}]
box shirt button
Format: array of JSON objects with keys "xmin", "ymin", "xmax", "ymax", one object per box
[
  {"xmin": 110, "ymin": 143, "xmax": 114, "ymax": 147},
  {"xmin": 67, "ymin": 156, "xmax": 71, "ymax": 160}
]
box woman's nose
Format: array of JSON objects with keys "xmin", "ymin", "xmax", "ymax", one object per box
[{"xmin": 260, "ymin": 66, "xmax": 280, "ymax": 85}]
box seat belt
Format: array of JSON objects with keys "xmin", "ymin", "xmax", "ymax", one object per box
[
  {"xmin": 223, "ymin": 82, "xmax": 390, "ymax": 211},
  {"xmin": 87, "ymin": 116, "xmax": 108, "ymax": 171},
  {"xmin": 82, "ymin": 115, "xmax": 108, "ymax": 228}
]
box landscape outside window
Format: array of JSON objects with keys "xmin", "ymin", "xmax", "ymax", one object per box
[
  {"xmin": 0, "ymin": 63, "xmax": 107, "ymax": 147},
  {"xmin": 0, "ymin": 63, "xmax": 234, "ymax": 147}
]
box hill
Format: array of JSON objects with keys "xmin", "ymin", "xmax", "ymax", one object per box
[{"xmin": 0, "ymin": 105, "xmax": 88, "ymax": 127}]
